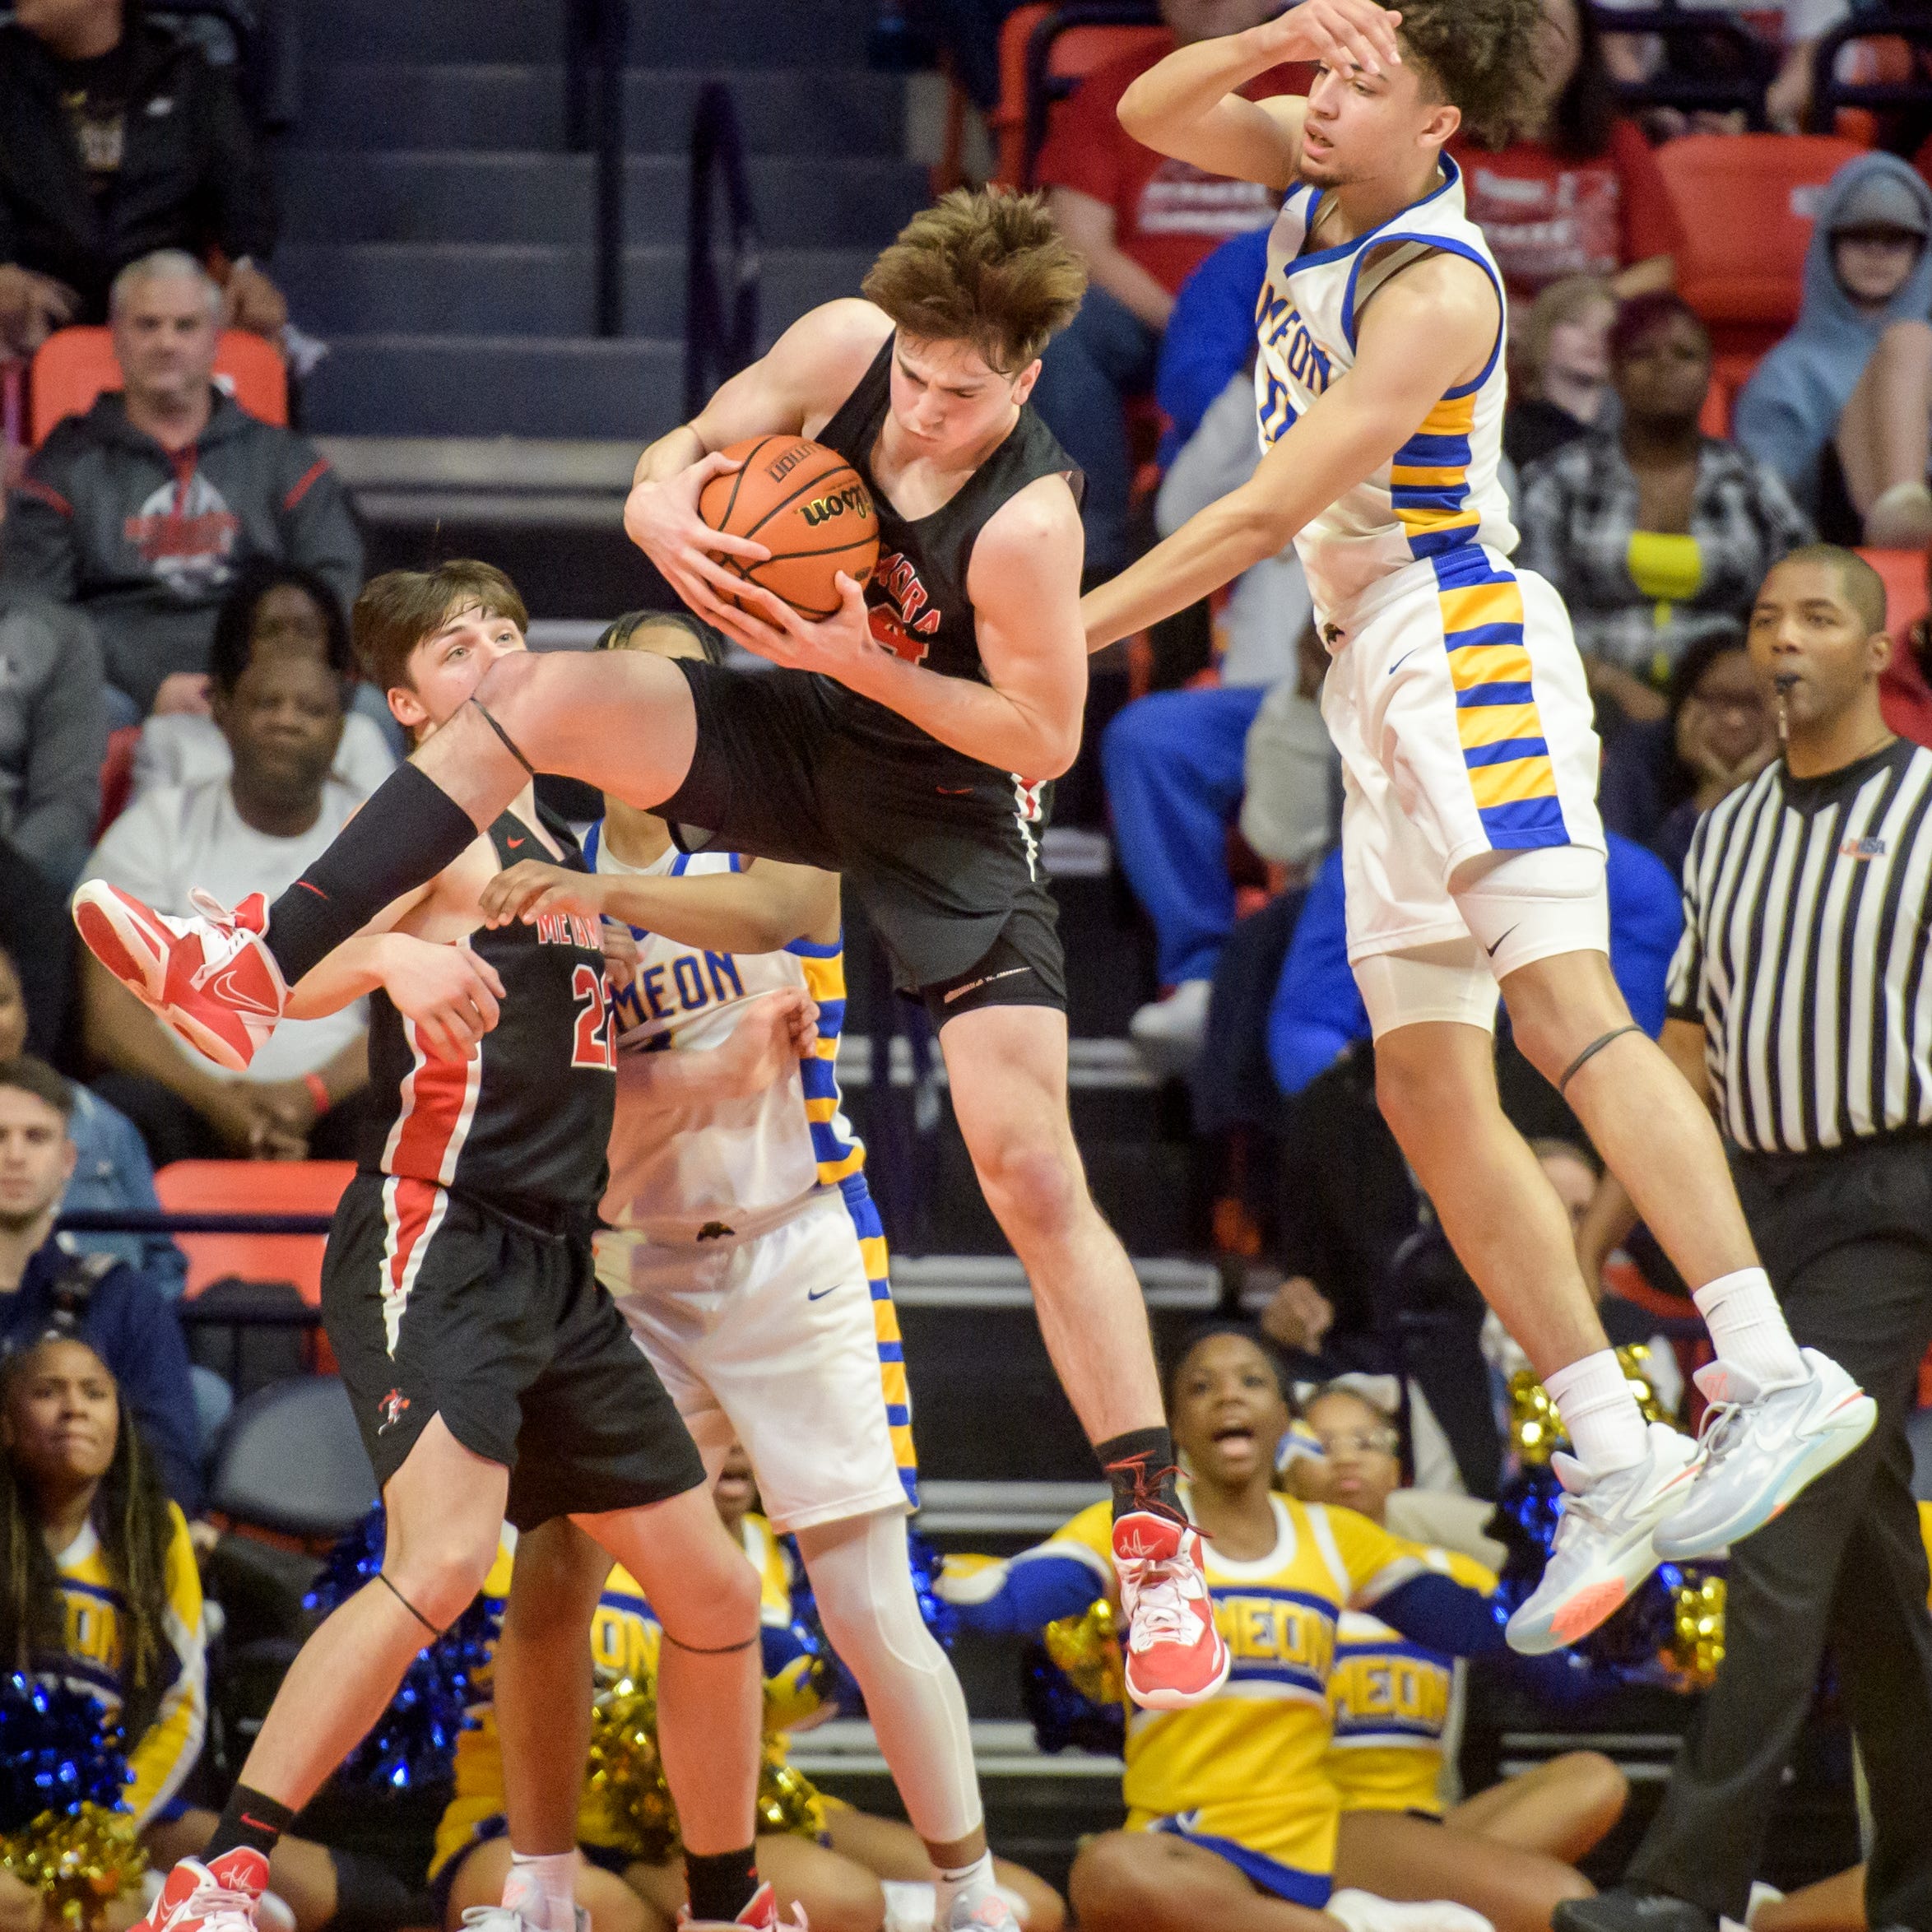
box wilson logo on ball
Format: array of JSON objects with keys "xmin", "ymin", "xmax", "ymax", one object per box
[{"xmin": 801, "ymin": 486, "xmax": 873, "ymax": 529}]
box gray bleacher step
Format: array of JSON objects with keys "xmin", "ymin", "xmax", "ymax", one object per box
[
  {"xmin": 278, "ymin": 242, "xmax": 872, "ymax": 340},
  {"xmin": 281, "ymin": 151, "xmax": 927, "ymax": 248},
  {"xmin": 291, "ymin": 64, "xmax": 905, "ymax": 156},
  {"xmin": 296, "ymin": 0, "xmax": 876, "ymax": 66},
  {"xmin": 913, "ymin": 1479, "xmax": 1108, "ymax": 1537},
  {"xmin": 302, "ymin": 336, "xmax": 682, "ymax": 438},
  {"xmin": 791, "ymin": 1718, "xmax": 1121, "ymax": 1781}
]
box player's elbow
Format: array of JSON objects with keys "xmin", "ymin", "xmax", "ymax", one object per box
[
  {"xmin": 1223, "ymin": 497, "xmax": 1297, "ymax": 570},
  {"xmin": 1032, "ymin": 720, "xmax": 1082, "ymax": 781},
  {"xmin": 1116, "ymin": 77, "xmax": 1161, "ymax": 142}
]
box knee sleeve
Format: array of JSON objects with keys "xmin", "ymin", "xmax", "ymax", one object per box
[
  {"xmin": 796, "ymin": 1511, "xmax": 983, "ymax": 1846},
  {"xmin": 1354, "ymin": 938, "xmax": 1500, "ymax": 1039},
  {"xmin": 1450, "ymin": 844, "xmax": 1609, "ymax": 980}
]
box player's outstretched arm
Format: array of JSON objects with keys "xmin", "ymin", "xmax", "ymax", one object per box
[
  {"xmin": 481, "ymin": 857, "xmax": 842, "ymax": 957},
  {"xmin": 615, "ymin": 987, "xmax": 820, "ymax": 1103},
  {"xmin": 1082, "ymin": 253, "xmax": 1498, "ymax": 649},
  {"xmin": 285, "ymin": 932, "xmax": 505, "ymax": 1062},
  {"xmin": 710, "ymin": 472, "xmax": 1088, "ymax": 778},
  {"xmin": 625, "ymin": 300, "xmax": 892, "ymax": 620},
  {"xmin": 1116, "ymin": 0, "xmax": 1400, "ymax": 188}
]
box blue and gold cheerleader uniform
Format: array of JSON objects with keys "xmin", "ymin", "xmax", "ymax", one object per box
[
  {"xmin": 1326, "ymin": 1545, "xmax": 1497, "ymax": 1818},
  {"xmin": 429, "ymin": 1513, "xmax": 817, "ymax": 1901},
  {"xmin": 949, "ymin": 1491, "xmax": 1498, "ymax": 1906},
  {"xmin": 587, "ymin": 829, "xmax": 917, "ymax": 1534},
  {"xmin": 42, "ymin": 1504, "xmax": 206, "ymax": 1826}
]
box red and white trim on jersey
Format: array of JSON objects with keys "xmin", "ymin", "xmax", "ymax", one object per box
[
  {"xmin": 378, "ymin": 1174, "xmax": 450, "ymax": 1355},
  {"xmin": 381, "ymin": 1014, "xmax": 484, "ymax": 1186},
  {"xmin": 1011, "ymin": 775, "xmax": 1045, "ymax": 882}
]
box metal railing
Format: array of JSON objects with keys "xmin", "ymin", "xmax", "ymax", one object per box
[
  {"xmin": 1586, "ymin": 0, "xmax": 1777, "ymax": 128},
  {"xmin": 685, "ymin": 82, "xmax": 762, "ymax": 420},
  {"xmin": 1812, "ymin": 7, "xmax": 1932, "ymax": 128}
]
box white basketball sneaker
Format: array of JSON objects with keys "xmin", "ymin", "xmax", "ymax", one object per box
[
  {"xmin": 1505, "ymin": 1423, "xmax": 1701, "ymax": 1656},
  {"xmin": 1653, "ymin": 1349, "xmax": 1875, "ymax": 1561}
]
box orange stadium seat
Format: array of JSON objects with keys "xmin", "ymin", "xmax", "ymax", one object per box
[
  {"xmin": 95, "ymin": 725, "xmax": 140, "ymax": 839},
  {"xmin": 1860, "ymin": 548, "xmax": 1932, "ymax": 748},
  {"xmin": 1640, "ymin": 133, "xmax": 1865, "ymax": 360},
  {"xmin": 156, "ymin": 1159, "xmax": 355, "ymax": 1303},
  {"xmin": 29, "ymin": 324, "xmax": 287, "ymax": 447},
  {"xmin": 991, "ymin": 2, "xmax": 1171, "ymax": 187}
]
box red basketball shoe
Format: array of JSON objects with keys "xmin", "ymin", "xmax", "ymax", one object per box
[
  {"xmin": 678, "ymin": 1881, "xmax": 809, "ymax": 1930},
  {"xmin": 134, "ymin": 1851, "xmax": 270, "ymax": 1932},
  {"xmin": 72, "ymin": 883, "xmax": 288, "ymax": 1071},
  {"xmin": 1112, "ymin": 1510, "xmax": 1231, "ymax": 1710}
]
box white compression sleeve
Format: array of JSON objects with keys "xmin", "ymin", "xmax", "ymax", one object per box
[{"xmin": 793, "ymin": 1508, "xmax": 984, "ymax": 1847}]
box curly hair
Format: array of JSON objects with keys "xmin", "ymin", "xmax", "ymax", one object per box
[
  {"xmin": 0, "ymin": 1337, "xmax": 176, "ymax": 1744},
  {"xmin": 1391, "ymin": 0, "xmax": 1552, "ymax": 149}
]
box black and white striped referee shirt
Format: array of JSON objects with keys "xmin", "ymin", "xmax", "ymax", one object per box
[{"xmin": 1666, "ymin": 738, "xmax": 1932, "ymax": 1154}]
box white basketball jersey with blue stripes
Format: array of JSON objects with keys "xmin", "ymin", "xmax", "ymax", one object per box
[
  {"xmin": 1254, "ymin": 154, "xmax": 1516, "ymax": 617},
  {"xmin": 589, "ymin": 829, "xmax": 863, "ymax": 1242}
]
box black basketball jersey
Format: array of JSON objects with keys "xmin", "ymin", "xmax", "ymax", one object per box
[
  {"xmin": 362, "ymin": 810, "xmax": 615, "ymax": 1210},
  {"xmin": 815, "ymin": 332, "xmax": 1082, "ymax": 763}
]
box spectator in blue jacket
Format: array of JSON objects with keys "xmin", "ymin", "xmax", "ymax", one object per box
[
  {"xmin": 1154, "ymin": 225, "xmax": 1270, "ymax": 465},
  {"xmin": 1268, "ymin": 832, "xmax": 1684, "ymax": 1098},
  {"xmin": 0, "ymin": 1056, "xmax": 202, "ymax": 1512}
]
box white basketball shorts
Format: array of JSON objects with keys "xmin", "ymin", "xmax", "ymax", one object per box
[{"xmin": 595, "ymin": 1184, "xmax": 917, "ymax": 1534}]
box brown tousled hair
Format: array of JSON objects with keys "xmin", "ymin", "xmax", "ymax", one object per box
[
  {"xmin": 862, "ymin": 188, "xmax": 1087, "ymax": 375},
  {"xmin": 1392, "ymin": 0, "xmax": 1551, "ymax": 149},
  {"xmin": 353, "ymin": 561, "xmax": 530, "ymax": 697}
]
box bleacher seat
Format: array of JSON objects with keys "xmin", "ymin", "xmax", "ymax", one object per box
[
  {"xmin": 29, "ymin": 324, "xmax": 288, "ymax": 447},
  {"xmin": 1641, "ymin": 133, "xmax": 1865, "ymax": 360},
  {"xmin": 991, "ymin": 2, "xmax": 1169, "ymax": 188},
  {"xmin": 156, "ymin": 1159, "xmax": 355, "ymax": 1303},
  {"xmin": 208, "ymin": 1375, "xmax": 377, "ymax": 1540}
]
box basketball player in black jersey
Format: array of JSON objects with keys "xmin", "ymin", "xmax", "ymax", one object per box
[
  {"xmin": 72, "ymin": 189, "xmax": 1228, "ymax": 1712},
  {"xmin": 122, "ymin": 566, "xmax": 802, "ymax": 1932}
]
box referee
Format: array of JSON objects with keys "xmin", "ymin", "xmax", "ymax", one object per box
[{"xmin": 1561, "ymin": 546, "xmax": 1932, "ymax": 1932}]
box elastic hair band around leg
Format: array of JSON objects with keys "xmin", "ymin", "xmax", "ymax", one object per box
[
  {"xmin": 472, "ymin": 699, "xmax": 536, "ymax": 777},
  {"xmin": 1558, "ymin": 1024, "xmax": 1645, "ymax": 1100},
  {"xmin": 661, "ymin": 1630, "xmax": 757, "ymax": 1656},
  {"xmin": 377, "ymin": 1569, "xmax": 445, "ymax": 1638}
]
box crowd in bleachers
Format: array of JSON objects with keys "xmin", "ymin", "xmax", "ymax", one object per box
[{"xmin": 4, "ymin": 0, "xmax": 1932, "ymax": 1924}]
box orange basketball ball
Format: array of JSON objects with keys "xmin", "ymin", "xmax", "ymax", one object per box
[{"xmin": 698, "ymin": 435, "xmax": 880, "ymax": 620}]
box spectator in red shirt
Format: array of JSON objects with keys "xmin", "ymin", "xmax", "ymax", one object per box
[
  {"xmin": 1449, "ymin": 0, "xmax": 1676, "ymax": 309},
  {"xmin": 1031, "ymin": 0, "xmax": 1289, "ymax": 574}
]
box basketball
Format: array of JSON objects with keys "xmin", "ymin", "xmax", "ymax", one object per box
[{"xmin": 698, "ymin": 435, "xmax": 880, "ymax": 620}]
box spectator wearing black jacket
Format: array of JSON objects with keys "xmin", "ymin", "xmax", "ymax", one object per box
[
  {"xmin": 0, "ymin": 1055, "xmax": 202, "ymax": 1513},
  {"xmin": 0, "ymin": 0, "xmax": 283, "ymax": 355},
  {"xmin": 4, "ymin": 251, "xmax": 360, "ymax": 721}
]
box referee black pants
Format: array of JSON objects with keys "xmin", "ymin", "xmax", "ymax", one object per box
[{"xmin": 1629, "ymin": 1134, "xmax": 1932, "ymax": 1929}]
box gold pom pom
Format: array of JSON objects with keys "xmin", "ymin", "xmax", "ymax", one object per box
[
  {"xmin": 1512, "ymin": 1345, "xmax": 1677, "ymax": 1467},
  {"xmin": 583, "ymin": 1678, "xmax": 679, "ymax": 1865},
  {"xmin": 0, "ymin": 1804, "xmax": 147, "ymax": 1927},
  {"xmin": 1666, "ymin": 1574, "xmax": 1725, "ymax": 1688},
  {"xmin": 756, "ymin": 1744, "xmax": 827, "ymax": 1842},
  {"xmin": 1041, "ymin": 1599, "xmax": 1126, "ymax": 1707}
]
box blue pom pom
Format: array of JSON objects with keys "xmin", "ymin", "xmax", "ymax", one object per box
[
  {"xmin": 0, "ymin": 1675, "xmax": 130, "ymax": 1831},
  {"xmin": 305, "ymin": 1507, "xmax": 499, "ymax": 1792},
  {"xmin": 1019, "ymin": 1645, "xmax": 1125, "ymax": 1758}
]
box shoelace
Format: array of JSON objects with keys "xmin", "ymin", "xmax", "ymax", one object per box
[
  {"xmin": 179, "ymin": 1880, "xmax": 262, "ymax": 1932},
  {"xmin": 1694, "ymin": 1397, "xmax": 1747, "ymax": 1468},
  {"xmin": 1122, "ymin": 1559, "xmax": 1192, "ymax": 1651},
  {"xmin": 188, "ymin": 888, "xmax": 242, "ymax": 927}
]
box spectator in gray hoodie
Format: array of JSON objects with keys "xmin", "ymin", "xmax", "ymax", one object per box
[{"xmin": 2, "ymin": 250, "xmax": 360, "ymax": 723}]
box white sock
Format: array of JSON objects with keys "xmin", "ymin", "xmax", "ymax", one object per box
[
  {"xmin": 933, "ymin": 1851, "xmax": 998, "ymax": 1925},
  {"xmin": 504, "ymin": 1850, "xmax": 578, "ymax": 1932},
  {"xmin": 1545, "ymin": 1349, "xmax": 1649, "ymax": 1474},
  {"xmin": 1693, "ymin": 1267, "xmax": 1804, "ymax": 1389}
]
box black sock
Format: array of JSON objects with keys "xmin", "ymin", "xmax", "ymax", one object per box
[
  {"xmin": 205, "ymin": 1784, "xmax": 295, "ymax": 1861},
  {"xmin": 685, "ymin": 1846, "xmax": 759, "ymax": 1925},
  {"xmin": 265, "ymin": 764, "xmax": 482, "ymax": 984},
  {"xmin": 1098, "ymin": 1426, "xmax": 1184, "ymax": 1524}
]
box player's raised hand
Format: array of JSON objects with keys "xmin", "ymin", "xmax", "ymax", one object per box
[
  {"xmin": 624, "ymin": 451, "xmax": 772, "ymax": 626},
  {"xmin": 374, "ymin": 936, "xmax": 506, "ymax": 1061},
  {"xmin": 601, "ymin": 919, "xmax": 641, "ymax": 995},
  {"xmin": 713, "ymin": 989, "xmax": 820, "ymax": 1096},
  {"xmin": 480, "ymin": 859, "xmax": 606, "ymax": 929},
  {"xmin": 1257, "ymin": 0, "xmax": 1400, "ymax": 75}
]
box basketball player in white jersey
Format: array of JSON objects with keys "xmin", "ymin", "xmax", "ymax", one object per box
[
  {"xmin": 1080, "ymin": 0, "xmax": 1875, "ymax": 1652},
  {"xmin": 476, "ymin": 609, "xmax": 1052, "ymax": 1932}
]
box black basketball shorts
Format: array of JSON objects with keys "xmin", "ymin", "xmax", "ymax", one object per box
[
  {"xmin": 658, "ymin": 657, "xmax": 1068, "ymax": 1016},
  {"xmin": 323, "ymin": 1172, "xmax": 704, "ymax": 1530}
]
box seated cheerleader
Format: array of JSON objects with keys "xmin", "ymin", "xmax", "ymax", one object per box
[
  {"xmin": 431, "ymin": 1445, "xmax": 1063, "ymax": 1932},
  {"xmin": 1293, "ymin": 1382, "xmax": 1628, "ymax": 1932},
  {"xmin": 941, "ymin": 1323, "xmax": 1507, "ymax": 1932}
]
